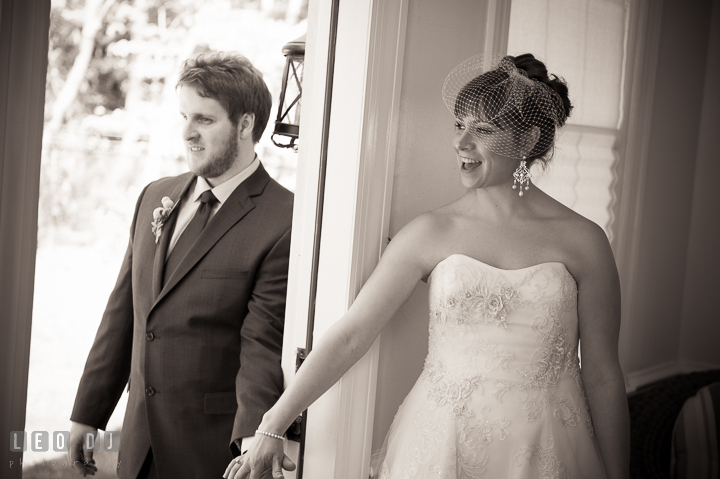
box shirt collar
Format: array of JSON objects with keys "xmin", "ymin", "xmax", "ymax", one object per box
[{"xmin": 192, "ymin": 155, "xmax": 260, "ymax": 205}]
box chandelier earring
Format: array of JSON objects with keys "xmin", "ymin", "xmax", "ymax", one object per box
[{"xmin": 512, "ymin": 157, "xmax": 531, "ymax": 197}]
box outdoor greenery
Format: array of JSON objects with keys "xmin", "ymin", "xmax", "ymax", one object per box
[
  {"xmin": 40, "ymin": 0, "xmax": 304, "ymax": 248},
  {"xmin": 24, "ymin": 0, "xmax": 305, "ymax": 472}
]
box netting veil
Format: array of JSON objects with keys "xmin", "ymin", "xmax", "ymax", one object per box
[{"xmin": 442, "ymin": 54, "xmax": 568, "ymax": 160}]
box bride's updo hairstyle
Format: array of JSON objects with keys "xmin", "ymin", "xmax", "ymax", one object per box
[{"xmin": 442, "ymin": 54, "xmax": 572, "ymax": 166}]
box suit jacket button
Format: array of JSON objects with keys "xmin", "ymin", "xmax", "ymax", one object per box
[
  {"xmin": 146, "ymin": 332, "xmax": 154, "ymax": 341},
  {"xmin": 145, "ymin": 387, "xmax": 155, "ymax": 396}
]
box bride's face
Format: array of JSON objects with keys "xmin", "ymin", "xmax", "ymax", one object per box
[{"xmin": 453, "ymin": 117, "xmax": 519, "ymax": 190}]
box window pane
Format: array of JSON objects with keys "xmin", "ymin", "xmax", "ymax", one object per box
[{"xmin": 508, "ymin": 0, "xmax": 627, "ymax": 236}]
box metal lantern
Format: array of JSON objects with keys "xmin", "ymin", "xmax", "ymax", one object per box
[{"xmin": 272, "ymin": 34, "xmax": 305, "ymax": 149}]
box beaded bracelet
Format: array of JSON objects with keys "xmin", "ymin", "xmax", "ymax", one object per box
[{"xmin": 256, "ymin": 429, "xmax": 285, "ymax": 441}]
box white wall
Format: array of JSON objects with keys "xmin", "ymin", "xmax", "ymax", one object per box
[
  {"xmin": 371, "ymin": 0, "xmax": 491, "ymax": 452},
  {"xmin": 369, "ymin": 0, "xmax": 720, "ymax": 418}
]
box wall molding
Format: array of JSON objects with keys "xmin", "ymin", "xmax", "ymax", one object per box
[
  {"xmin": 626, "ymin": 359, "xmax": 720, "ymax": 393},
  {"xmin": 626, "ymin": 361, "xmax": 680, "ymax": 393},
  {"xmin": 678, "ymin": 360, "xmax": 720, "ymax": 375},
  {"xmin": 484, "ymin": 0, "xmax": 512, "ymax": 55}
]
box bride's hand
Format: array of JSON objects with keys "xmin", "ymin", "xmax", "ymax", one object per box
[{"xmin": 223, "ymin": 435, "xmax": 296, "ymax": 479}]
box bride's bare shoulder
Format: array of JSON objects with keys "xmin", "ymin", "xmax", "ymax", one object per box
[
  {"xmin": 544, "ymin": 201, "xmax": 615, "ymax": 281},
  {"xmin": 393, "ymin": 203, "xmax": 459, "ymax": 243},
  {"xmin": 385, "ymin": 205, "xmax": 461, "ymax": 278}
]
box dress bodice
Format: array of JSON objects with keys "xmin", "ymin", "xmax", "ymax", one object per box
[
  {"xmin": 376, "ymin": 254, "xmax": 604, "ymax": 479},
  {"xmin": 424, "ymin": 254, "xmax": 586, "ymax": 424}
]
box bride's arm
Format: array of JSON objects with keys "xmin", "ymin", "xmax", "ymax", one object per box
[
  {"xmin": 573, "ymin": 221, "xmax": 630, "ymax": 479},
  {"xmin": 226, "ymin": 215, "xmax": 441, "ymax": 479}
]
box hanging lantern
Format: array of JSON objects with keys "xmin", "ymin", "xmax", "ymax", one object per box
[{"xmin": 272, "ymin": 34, "xmax": 305, "ymax": 150}]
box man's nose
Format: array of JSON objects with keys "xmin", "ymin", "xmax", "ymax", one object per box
[{"xmin": 182, "ymin": 120, "xmax": 197, "ymax": 142}]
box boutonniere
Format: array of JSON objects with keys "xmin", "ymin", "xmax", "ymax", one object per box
[{"xmin": 151, "ymin": 196, "xmax": 176, "ymax": 244}]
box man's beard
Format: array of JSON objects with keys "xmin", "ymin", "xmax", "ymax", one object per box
[{"xmin": 192, "ymin": 126, "xmax": 239, "ymax": 179}]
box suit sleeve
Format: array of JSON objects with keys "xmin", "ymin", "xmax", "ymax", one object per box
[
  {"xmin": 230, "ymin": 227, "xmax": 291, "ymax": 453},
  {"xmin": 70, "ymin": 184, "xmax": 149, "ymax": 430}
]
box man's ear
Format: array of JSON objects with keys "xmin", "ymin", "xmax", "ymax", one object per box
[{"xmin": 237, "ymin": 113, "xmax": 256, "ymax": 141}]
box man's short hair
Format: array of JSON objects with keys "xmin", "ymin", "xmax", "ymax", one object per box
[{"xmin": 177, "ymin": 52, "xmax": 272, "ymax": 143}]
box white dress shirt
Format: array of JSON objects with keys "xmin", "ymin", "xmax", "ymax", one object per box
[{"xmin": 167, "ymin": 156, "xmax": 260, "ymax": 259}]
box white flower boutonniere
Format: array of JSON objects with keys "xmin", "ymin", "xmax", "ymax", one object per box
[{"xmin": 151, "ymin": 196, "xmax": 176, "ymax": 244}]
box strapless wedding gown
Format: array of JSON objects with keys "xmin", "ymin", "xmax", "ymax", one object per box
[{"xmin": 376, "ymin": 254, "xmax": 606, "ymax": 479}]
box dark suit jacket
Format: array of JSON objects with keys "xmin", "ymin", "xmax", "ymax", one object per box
[{"xmin": 71, "ymin": 163, "xmax": 293, "ymax": 478}]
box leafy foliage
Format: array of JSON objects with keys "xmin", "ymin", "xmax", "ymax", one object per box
[{"xmin": 39, "ymin": 0, "xmax": 306, "ymax": 248}]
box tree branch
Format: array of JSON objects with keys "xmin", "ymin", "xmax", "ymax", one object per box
[{"xmin": 46, "ymin": 0, "xmax": 116, "ymax": 134}]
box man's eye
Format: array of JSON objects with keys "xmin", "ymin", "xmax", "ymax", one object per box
[{"xmin": 199, "ymin": 118, "xmax": 212, "ymax": 124}]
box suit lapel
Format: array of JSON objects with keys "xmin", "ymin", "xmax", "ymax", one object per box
[
  {"xmin": 151, "ymin": 174, "xmax": 196, "ymax": 300},
  {"xmin": 152, "ymin": 164, "xmax": 271, "ymax": 309}
]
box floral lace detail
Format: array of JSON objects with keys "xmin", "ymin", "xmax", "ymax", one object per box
[
  {"xmin": 455, "ymin": 415, "xmax": 510, "ymax": 477},
  {"xmin": 492, "ymin": 380, "xmax": 512, "ymax": 402},
  {"xmin": 428, "ymin": 448, "xmax": 457, "ymax": 479},
  {"xmin": 422, "ymin": 363, "xmax": 483, "ymax": 417},
  {"xmin": 516, "ymin": 267, "xmax": 587, "ymax": 427},
  {"xmin": 515, "ymin": 315, "xmax": 581, "ymax": 424},
  {"xmin": 529, "ymin": 266, "xmax": 577, "ymax": 317},
  {"xmin": 429, "ymin": 267, "xmax": 528, "ymax": 330},
  {"xmin": 387, "ymin": 389, "xmax": 510, "ymax": 479},
  {"xmin": 514, "ymin": 436, "xmax": 568, "ymax": 479},
  {"xmin": 395, "ymin": 409, "xmax": 452, "ymax": 479},
  {"xmin": 566, "ymin": 350, "xmax": 595, "ymax": 436},
  {"xmin": 379, "ymin": 258, "xmax": 603, "ymax": 478}
]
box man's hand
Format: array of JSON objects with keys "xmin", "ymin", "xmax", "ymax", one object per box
[{"xmin": 68, "ymin": 422, "xmax": 98, "ymax": 476}]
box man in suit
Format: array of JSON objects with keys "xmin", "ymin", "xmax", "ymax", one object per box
[{"xmin": 67, "ymin": 52, "xmax": 293, "ymax": 478}]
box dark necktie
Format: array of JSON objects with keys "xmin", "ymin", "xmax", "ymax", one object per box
[{"xmin": 164, "ymin": 189, "xmax": 219, "ymax": 286}]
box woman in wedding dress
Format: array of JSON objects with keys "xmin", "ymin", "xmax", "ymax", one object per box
[{"xmin": 225, "ymin": 54, "xmax": 630, "ymax": 479}]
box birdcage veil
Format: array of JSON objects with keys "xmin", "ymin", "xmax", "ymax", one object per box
[{"xmin": 442, "ymin": 54, "xmax": 568, "ymax": 160}]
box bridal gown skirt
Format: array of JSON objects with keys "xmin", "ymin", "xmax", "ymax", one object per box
[{"xmin": 376, "ymin": 254, "xmax": 606, "ymax": 479}]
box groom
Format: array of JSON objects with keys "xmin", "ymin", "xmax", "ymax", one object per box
[{"xmin": 68, "ymin": 53, "xmax": 293, "ymax": 478}]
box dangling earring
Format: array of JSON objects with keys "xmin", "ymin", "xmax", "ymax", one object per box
[{"xmin": 512, "ymin": 157, "xmax": 531, "ymax": 197}]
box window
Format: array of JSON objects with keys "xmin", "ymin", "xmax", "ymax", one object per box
[{"xmin": 508, "ymin": 0, "xmax": 628, "ymax": 241}]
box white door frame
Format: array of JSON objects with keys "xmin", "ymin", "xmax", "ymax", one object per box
[
  {"xmin": 282, "ymin": 0, "xmax": 514, "ymax": 476},
  {"xmin": 282, "ymin": 0, "xmax": 409, "ymax": 476}
]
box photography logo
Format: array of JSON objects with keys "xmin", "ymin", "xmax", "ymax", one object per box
[{"xmin": 9, "ymin": 431, "xmax": 121, "ymax": 452}]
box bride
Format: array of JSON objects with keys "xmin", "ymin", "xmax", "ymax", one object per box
[{"xmin": 225, "ymin": 54, "xmax": 630, "ymax": 479}]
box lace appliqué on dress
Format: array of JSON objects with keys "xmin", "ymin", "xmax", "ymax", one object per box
[
  {"xmin": 456, "ymin": 416, "xmax": 510, "ymax": 478},
  {"xmin": 429, "ymin": 267, "xmax": 528, "ymax": 330},
  {"xmin": 514, "ymin": 436, "xmax": 569, "ymax": 479},
  {"xmin": 387, "ymin": 378, "xmax": 510, "ymax": 479},
  {"xmin": 516, "ymin": 267, "xmax": 587, "ymax": 428},
  {"xmin": 379, "ymin": 259, "xmax": 603, "ymax": 478},
  {"xmin": 422, "ymin": 363, "xmax": 483, "ymax": 417},
  {"xmin": 408, "ymin": 361, "xmax": 511, "ymax": 478}
]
